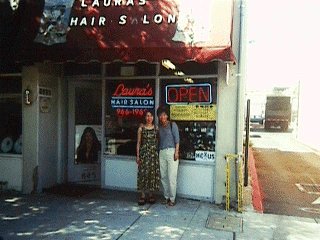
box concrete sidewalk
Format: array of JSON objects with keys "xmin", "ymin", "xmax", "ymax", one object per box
[{"xmin": 0, "ymin": 189, "xmax": 319, "ymax": 240}]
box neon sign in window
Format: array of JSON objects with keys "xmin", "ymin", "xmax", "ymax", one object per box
[
  {"xmin": 110, "ymin": 82, "xmax": 155, "ymax": 117},
  {"xmin": 165, "ymin": 83, "xmax": 212, "ymax": 105}
]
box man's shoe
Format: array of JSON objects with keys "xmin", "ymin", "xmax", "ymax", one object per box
[{"xmin": 161, "ymin": 198, "xmax": 169, "ymax": 205}]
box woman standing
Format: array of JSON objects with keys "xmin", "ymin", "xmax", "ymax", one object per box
[{"xmin": 136, "ymin": 111, "xmax": 160, "ymax": 205}]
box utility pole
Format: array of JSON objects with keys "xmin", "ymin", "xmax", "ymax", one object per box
[{"xmin": 244, "ymin": 99, "xmax": 250, "ymax": 186}]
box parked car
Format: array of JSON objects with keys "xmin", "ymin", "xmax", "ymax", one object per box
[{"xmin": 250, "ymin": 115, "xmax": 264, "ymax": 125}]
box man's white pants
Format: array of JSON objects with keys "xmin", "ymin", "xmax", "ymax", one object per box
[{"xmin": 159, "ymin": 148, "xmax": 179, "ymax": 202}]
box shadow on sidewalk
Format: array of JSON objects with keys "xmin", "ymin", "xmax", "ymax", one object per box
[{"xmin": 42, "ymin": 183, "xmax": 100, "ymax": 197}]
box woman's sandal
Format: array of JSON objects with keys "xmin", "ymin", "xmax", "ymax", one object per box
[
  {"xmin": 138, "ymin": 197, "xmax": 146, "ymax": 205},
  {"xmin": 148, "ymin": 196, "xmax": 156, "ymax": 204}
]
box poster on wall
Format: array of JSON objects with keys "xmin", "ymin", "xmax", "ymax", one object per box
[
  {"xmin": 34, "ymin": 0, "xmax": 75, "ymax": 45},
  {"xmin": 74, "ymin": 125, "xmax": 102, "ymax": 164}
]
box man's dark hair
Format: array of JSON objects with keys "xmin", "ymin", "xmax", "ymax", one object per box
[{"xmin": 156, "ymin": 106, "xmax": 170, "ymax": 118}]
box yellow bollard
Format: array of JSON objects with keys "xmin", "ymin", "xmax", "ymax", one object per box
[
  {"xmin": 225, "ymin": 154, "xmax": 243, "ymax": 212},
  {"xmin": 225, "ymin": 156, "xmax": 230, "ymax": 211},
  {"xmin": 237, "ymin": 156, "xmax": 244, "ymax": 212}
]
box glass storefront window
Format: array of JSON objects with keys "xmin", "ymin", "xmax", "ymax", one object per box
[
  {"xmin": 160, "ymin": 77, "xmax": 217, "ymax": 161},
  {"xmin": 103, "ymin": 61, "xmax": 217, "ymax": 161},
  {"xmin": 0, "ymin": 77, "xmax": 22, "ymax": 154},
  {"xmin": 105, "ymin": 79, "xmax": 156, "ymax": 156},
  {"xmin": 178, "ymin": 121, "xmax": 216, "ymax": 160}
]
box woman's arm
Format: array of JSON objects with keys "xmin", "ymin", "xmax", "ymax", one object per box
[{"xmin": 136, "ymin": 126, "xmax": 142, "ymax": 164}]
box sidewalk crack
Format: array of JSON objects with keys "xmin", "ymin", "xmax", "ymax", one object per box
[
  {"xmin": 178, "ymin": 202, "xmax": 201, "ymax": 239},
  {"xmin": 116, "ymin": 205, "xmax": 151, "ymax": 239}
]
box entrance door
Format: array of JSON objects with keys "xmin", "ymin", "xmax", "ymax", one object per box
[{"xmin": 68, "ymin": 80, "xmax": 102, "ymax": 185}]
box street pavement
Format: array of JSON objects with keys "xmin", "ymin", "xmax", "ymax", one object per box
[
  {"xmin": 250, "ymin": 131, "xmax": 320, "ymax": 218},
  {"xmin": 249, "ymin": 131, "xmax": 314, "ymax": 153},
  {"xmin": 1, "ymin": 188, "xmax": 319, "ymax": 240}
]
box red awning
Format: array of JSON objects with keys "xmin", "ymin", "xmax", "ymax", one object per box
[{"xmin": 5, "ymin": 0, "xmax": 236, "ymax": 64}]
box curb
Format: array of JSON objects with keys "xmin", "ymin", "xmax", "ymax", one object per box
[{"xmin": 248, "ymin": 148, "xmax": 264, "ymax": 213}]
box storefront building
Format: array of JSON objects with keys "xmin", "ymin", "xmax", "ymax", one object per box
[{"xmin": 0, "ymin": 0, "xmax": 246, "ymax": 204}]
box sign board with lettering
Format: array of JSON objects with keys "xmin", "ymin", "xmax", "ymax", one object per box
[
  {"xmin": 195, "ymin": 151, "xmax": 215, "ymax": 162},
  {"xmin": 170, "ymin": 105, "xmax": 216, "ymax": 121},
  {"xmin": 166, "ymin": 83, "xmax": 212, "ymax": 105},
  {"xmin": 13, "ymin": 1, "xmax": 235, "ymax": 63},
  {"xmin": 110, "ymin": 81, "xmax": 155, "ymax": 117}
]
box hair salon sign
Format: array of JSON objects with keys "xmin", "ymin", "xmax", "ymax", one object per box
[
  {"xmin": 34, "ymin": 0, "xmax": 179, "ymax": 45},
  {"xmin": 33, "ymin": 0, "xmax": 232, "ymax": 47},
  {"xmin": 111, "ymin": 83, "xmax": 154, "ymax": 117},
  {"xmin": 72, "ymin": 0, "xmax": 176, "ymax": 26}
]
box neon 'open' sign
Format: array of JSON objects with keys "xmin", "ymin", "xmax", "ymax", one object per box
[{"xmin": 166, "ymin": 83, "xmax": 212, "ymax": 105}]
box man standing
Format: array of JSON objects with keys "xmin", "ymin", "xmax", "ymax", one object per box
[{"xmin": 157, "ymin": 106, "xmax": 180, "ymax": 206}]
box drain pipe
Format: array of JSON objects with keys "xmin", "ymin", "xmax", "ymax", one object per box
[{"xmin": 236, "ymin": 0, "xmax": 248, "ymax": 184}]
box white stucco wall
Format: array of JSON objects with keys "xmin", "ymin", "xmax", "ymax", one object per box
[
  {"xmin": 37, "ymin": 64, "xmax": 61, "ymax": 190},
  {"xmin": 0, "ymin": 155, "xmax": 23, "ymax": 191},
  {"xmin": 102, "ymin": 157, "xmax": 214, "ymax": 201},
  {"xmin": 176, "ymin": 163, "xmax": 213, "ymax": 201},
  {"xmin": 57, "ymin": 73, "xmax": 68, "ymax": 184},
  {"xmin": 22, "ymin": 64, "xmax": 63, "ymax": 193},
  {"xmin": 22, "ymin": 66, "xmax": 40, "ymax": 193},
  {"xmin": 214, "ymin": 63, "xmax": 240, "ymax": 204}
]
